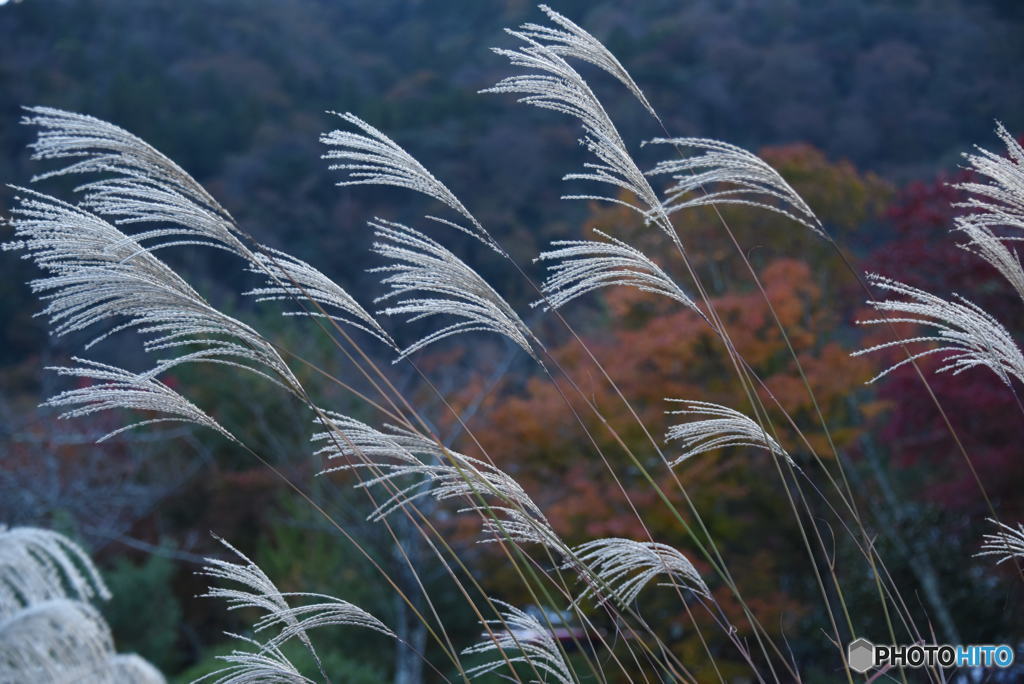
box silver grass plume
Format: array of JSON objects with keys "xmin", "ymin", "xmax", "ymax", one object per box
[
  {"xmin": 976, "ymin": 519, "xmax": 1024, "ymax": 565},
  {"xmin": 369, "ymin": 218, "xmax": 539, "ymax": 363},
  {"xmin": 664, "ymin": 400, "xmax": 793, "ymax": 468},
  {"xmin": 313, "ymin": 412, "xmax": 565, "ymax": 552},
  {"xmin": 21, "ymin": 107, "xmax": 384, "ymax": 347},
  {"xmin": 0, "ymin": 527, "xmax": 165, "ymax": 683},
  {"xmin": 6, "ymin": 188, "xmax": 204, "ymax": 339},
  {"xmin": 955, "ymin": 123, "xmax": 1024, "ymax": 300},
  {"xmin": 23, "ymin": 106, "xmax": 229, "ymax": 221},
  {"xmin": 534, "ymin": 229, "xmax": 702, "ymax": 317},
  {"xmin": 200, "ymin": 536, "xmax": 323, "ymax": 673},
  {"xmin": 41, "ymin": 359, "xmax": 235, "ymax": 443},
  {"xmin": 199, "ymin": 535, "xmax": 393, "ymax": 683},
  {"xmin": 564, "ymin": 538, "xmax": 709, "ymax": 608},
  {"xmin": 957, "ymin": 123, "xmax": 1024, "ymax": 235},
  {"xmin": 192, "ymin": 635, "xmax": 313, "ymax": 684},
  {"xmin": 6, "ymin": 189, "xmax": 302, "ymax": 393},
  {"xmin": 110, "ymin": 654, "xmax": 167, "ymax": 684},
  {"xmin": 518, "ymin": 4, "xmax": 659, "ymax": 123},
  {"xmin": 0, "ymin": 599, "xmax": 116, "ymax": 683},
  {"xmin": 475, "ymin": 506, "xmax": 567, "ymax": 553},
  {"xmin": 321, "ymin": 111, "xmax": 504, "ymax": 255},
  {"xmin": 22, "ymin": 106, "xmax": 249, "ymax": 264},
  {"xmin": 957, "ymin": 220, "xmax": 1024, "ymax": 302},
  {"xmin": 245, "ymin": 247, "xmax": 395, "ymax": 348},
  {"xmin": 462, "ymin": 600, "xmax": 575, "ymax": 684},
  {"xmin": 76, "ymin": 173, "xmax": 250, "ymax": 258},
  {"xmin": 645, "ymin": 138, "xmax": 825, "ymax": 236},
  {"xmin": 485, "ymin": 30, "xmax": 670, "ymax": 233},
  {"xmin": 0, "ymin": 525, "xmax": 109, "ymax": 616},
  {"xmin": 250, "ymin": 596, "xmax": 396, "ymax": 646},
  {"xmin": 41, "ymin": 358, "xmax": 234, "ymax": 444},
  {"xmin": 853, "ymin": 274, "xmax": 1024, "ymax": 387}
]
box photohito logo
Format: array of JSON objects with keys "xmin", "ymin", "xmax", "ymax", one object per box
[{"xmin": 847, "ymin": 638, "xmax": 1015, "ymax": 673}]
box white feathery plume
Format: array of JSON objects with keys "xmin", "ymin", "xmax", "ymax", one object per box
[
  {"xmin": 0, "ymin": 527, "xmax": 166, "ymax": 682},
  {"xmin": 321, "ymin": 111, "xmax": 503, "ymax": 254},
  {"xmin": 462, "ymin": 600, "xmax": 574, "ymax": 684},
  {"xmin": 534, "ymin": 229, "xmax": 701, "ymax": 316},
  {"xmin": 664, "ymin": 400, "xmax": 793, "ymax": 468},
  {"xmin": 314, "ymin": 412, "xmax": 565, "ymax": 552},
  {"xmin": 954, "ymin": 123, "xmax": 1024, "ymax": 300},
  {"xmin": 251, "ymin": 595, "xmax": 396, "ymax": 647},
  {"xmin": 245, "ymin": 247, "xmax": 395, "ymax": 347},
  {"xmin": 565, "ymin": 538, "xmax": 709, "ymax": 608},
  {"xmin": 200, "ymin": 535, "xmax": 324, "ymax": 673},
  {"xmin": 485, "ymin": 32, "xmax": 624, "ymax": 151},
  {"xmin": 475, "ymin": 506, "xmax": 566, "ymax": 553},
  {"xmin": 485, "ymin": 31, "xmax": 670, "ymax": 234},
  {"xmin": 109, "ymin": 653, "xmax": 168, "ymax": 684},
  {"xmin": 200, "ymin": 535, "xmax": 393, "ymax": 682},
  {"xmin": 75, "ymin": 173, "xmax": 250, "ymax": 258},
  {"xmin": 645, "ymin": 138, "xmax": 824, "ymax": 236},
  {"xmin": 6, "ymin": 189, "xmax": 302, "ymax": 393},
  {"xmin": 369, "ymin": 218, "xmax": 539, "ymax": 363},
  {"xmin": 519, "ymin": 5, "xmax": 659, "ymax": 123},
  {"xmin": 22, "ymin": 106, "xmax": 228, "ymax": 218},
  {"xmin": 956, "ymin": 123, "xmax": 1024, "ymax": 233},
  {"xmin": 853, "ymin": 274, "xmax": 1024, "ymax": 387},
  {"xmin": 976, "ymin": 519, "xmax": 1024, "ymax": 565},
  {"xmin": 21, "ymin": 107, "xmax": 384, "ymax": 347},
  {"xmin": 6, "ymin": 187, "xmax": 203, "ymax": 322},
  {"xmin": 314, "ymin": 411, "xmax": 520, "ymax": 523},
  {"xmin": 0, "ymin": 599, "xmax": 116, "ymax": 683},
  {"xmin": 313, "ymin": 413, "xmax": 541, "ymax": 521},
  {"xmin": 0, "ymin": 525, "xmax": 110, "ymax": 617},
  {"xmin": 200, "ymin": 536, "xmax": 298, "ymax": 619},
  {"xmin": 192, "ymin": 635, "xmax": 313, "ymax": 684},
  {"xmin": 22, "ymin": 106, "xmax": 248, "ymax": 259},
  {"xmin": 42, "ymin": 359, "xmax": 235, "ymax": 443},
  {"xmin": 957, "ymin": 220, "xmax": 1024, "ymax": 302}
]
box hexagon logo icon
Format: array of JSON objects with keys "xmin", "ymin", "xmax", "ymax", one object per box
[{"xmin": 848, "ymin": 638, "xmax": 875, "ymax": 674}]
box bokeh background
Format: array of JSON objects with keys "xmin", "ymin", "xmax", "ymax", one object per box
[{"xmin": 2, "ymin": 1, "xmax": 1024, "ymax": 681}]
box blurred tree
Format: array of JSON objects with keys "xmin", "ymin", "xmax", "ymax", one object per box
[{"xmin": 103, "ymin": 553, "xmax": 183, "ymax": 672}]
